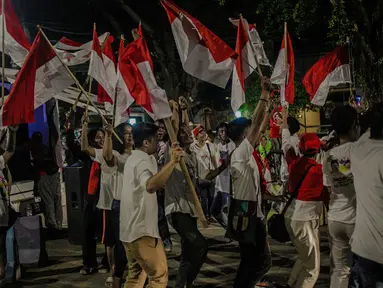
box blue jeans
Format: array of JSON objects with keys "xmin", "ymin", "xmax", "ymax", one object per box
[
  {"xmin": 348, "ymin": 254, "xmax": 383, "ymax": 288},
  {"xmin": 210, "ymin": 191, "xmax": 230, "ymax": 229}
]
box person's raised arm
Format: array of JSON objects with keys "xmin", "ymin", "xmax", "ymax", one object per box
[
  {"xmin": 80, "ymin": 115, "xmax": 96, "ymax": 158},
  {"xmin": 103, "ymin": 124, "xmax": 114, "ymax": 167},
  {"xmin": 146, "ymin": 145, "xmax": 183, "ymax": 194},
  {"xmin": 2, "ymin": 126, "xmax": 18, "ymax": 163},
  {"xmin": 247, "ymin": 77, "xmax": 272, "ymax": 147},
  {"xmin": 169, "ymin": 100, "xmax": 180, "ymax": 137},
  {"xmin": 179, "ymin": 96, "xmax": 190, "ymax": 126}
]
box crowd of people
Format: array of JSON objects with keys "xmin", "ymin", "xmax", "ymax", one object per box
[{"xmin": 0, "ymin": 76, "xmax": 382, "ymax": 288}]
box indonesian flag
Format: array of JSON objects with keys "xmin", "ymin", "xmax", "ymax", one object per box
[
  {"xmin": 114, "ymin": 37, "xmax": 133, "ymax": 127},
  {"xmin": 54, "ymin": 32, "xmax": 108, "ymax": 66},
  {"xmin": 303, "ymin": 46, "xmax": 351, "ymax": 106},
  {"xmin": 0, "ymin": 31, "xmax": 74, "ymax": 126},
  {"xmin": 270, "ymin": 28, "xmax": 295, "ymax": 105},
  {"xmin": 161, "ymin": 0, "xmax": 237, "ymax": 88},
  {"xmin": 117, "ymin": 25, "xmax": 172, "ymax": 121},
  {"xmin": 97, "ymin": 35, "xmax": 117, "ymax": 105},
  {"xmin": 231, "ymin": 17, "xmax": 257, "ymax": 112},
  {"xmin": 229, "ymin": 18, "xmax": 270, "ymax": 67},
  {"xmin": 88, "ymin": 28, "xmax": 115, "ymax": 101},
  {"xmin": 0, "ymin": 0, "xmax": 31, "ymax": 67}
]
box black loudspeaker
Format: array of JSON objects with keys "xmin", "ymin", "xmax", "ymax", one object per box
[{"xmin": 64, "ymin": 163, "xmax": 90, "ymax": 245}]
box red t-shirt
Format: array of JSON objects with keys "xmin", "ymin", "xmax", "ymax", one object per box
[{"xmin": 88, "ymin": 161, "xmax": 100, "ymax": 196}]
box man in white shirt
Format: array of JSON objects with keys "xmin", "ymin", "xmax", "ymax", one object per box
[
  {"xmin": 210, "ymin": 122, "xmax": 235, "ymax": 228},
  {"xmin": 323, "ymin": 105, "xmax": 359, "ymax": 288},
  {"xmin": 120, "ymin": 122, "xmax": 183, "ymax": 288},
  {"xmin": 330, "ymin": 103, "xmax": 383, "ymax": 287},
  {"xmin": 190, "ymin": 126, "xmax": 217, "ymax": 220}
]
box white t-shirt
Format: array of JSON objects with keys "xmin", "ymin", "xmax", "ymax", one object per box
[
  {"xmin": 109, "ymin": 152, "xmax": 130, "ymax": 201},
  {"xmin": 93, "ymin": 149, "xmax": 114, "ymax": 210},
  {"xmin": 120, "ymin": 150, "xmax": 159, "ymax": 243},
  {"xmin": 324, "ymin": 144, "xmax": 356, "ymax": 224},
  {"xmin": 230, "ymin": 139, "xmax": 263, "ymax": 218},
  {"xmin": 281, "ymin": 129, "xmax": 300, "ymax": 183},
  {"xmin": 190, "ymin": 142, "xmax": 216, "ymax": 180},
  {"xmin": 215, "ymin": 141, "xmax": 236, "ymax": 193},
  {"xmin": 330, "ymin": 132, "xmax": 383, "ymax": 264},
  {"xmin": 0, "ymin": 156, "xmax": 8, "ymax": 227}
]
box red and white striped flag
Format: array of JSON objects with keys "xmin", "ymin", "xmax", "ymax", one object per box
[
  {"xmin": 229, "ymin": 18, "xmax": 270, "ymax": 67},
  {"xmin": 270, "ymin": 26, "xmax": 295, "ymax": 105},
  {"xmin": 0, "ymin": 31, "xmax": 74, "ymax": 126},
  {"xmin": 161, "ymin": 0, "xmax": 237, "ymax": 88},
  {"xmin": 0, "ymin": 0, "xmax": 31, "ymax": 67},
  {"xmin": 303, "ymin": 46, "xmax": 351, "ymax": 106},
  {"xmin": 97, "ymin": 35, "xmax": 117, "ymax": 106},
  {"xmin": 88, "ymin": 28, "xmax": 115, "ymax": 101},
  {"xmin": 54, "ymin": 33, "xmax": 108, "ymax": 66},
  {"xmin": 116, "ymin": 25, "xmax": 172, "ymax": 122},
  {"xmin": 231, "ymin": 17, "xmax": 257, "ymax": 112}
]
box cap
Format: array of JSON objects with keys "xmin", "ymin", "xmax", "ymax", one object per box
[
  {"xmin": 299, "ymin": 133, "xmax": 321, "ymax": 155},
  {"xmin": 193, "ymin": 125, "xmax": 205, "ymax": 138}
]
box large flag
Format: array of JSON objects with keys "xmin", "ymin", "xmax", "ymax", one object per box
[
  {"xmin": 161, "ymin": 0, "xmax": 237, "ymax": 88},
  {"xmin": 117, "ymin": 25, "xmax": 172, "ymax": 121},
  {"xmin": 97, "ymin": 35, "xmax": 117, "ymax": 105},
  {"xmin": 0, "ymin": 0, "xmax": 31, "ymax": 67},
  {"xmin": 54, "ymin": 32, "xmax": 108, "ymax": 66},
  {"xmin": 0, "ymin": 31, "xmax": 74, "ymax": 126},
  {"xmin": 229, "ymin": 18, "xmax": 270, "ymax": 67},
  {"xmin": 303, "ymin": 46, "xmax": 351, "ymax": 106},
  {"xmin": 88, "ymin": 28, "xmax": 115, "ymax": 101},
  {"xmin": 231, "ymin": 17, "xmax": 257, "ymax": 112},
  {"xmin": 270, "ymin": 27, "xmax": 295, "ymax": 105}
]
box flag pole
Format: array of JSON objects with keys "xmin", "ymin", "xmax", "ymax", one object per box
[
  {"xmin": 284, "ymin": 22, "xmax": 288, "ymax": 79},
  {"xmin": 37, "ymin": 25, "xmax": 123, "ymax": 144},
  {"xmin": 239, "ymin": 14, "xmax": 263, "ymax": 77},
  {"xmin": 131, "ymin": 29, "xmax": 208, "ymax": 228},
  {"xmin": 1, "ymin": 0, "xmax": 5, "ymax": 106},
  {"xmin": 112, "ymin": 34, "xmax": 124, "ymax": 127}
]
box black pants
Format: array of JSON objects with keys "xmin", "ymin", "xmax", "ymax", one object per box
[
  {"xmin": 157, "ymin": 190, "xmax": 171, "ymax": 242},
  {"xmin": 169, "ymin": 212, "xmax": 208, "ymax": 288},
  {"xmin": 82, "ymin": 195, "xmax": 98, "ymax": 268},
  {"xmin": 234, "ymin": 219, "xmax": 270, "ymax": 288},
  {"xmin": 111, "ymin": 199, "xmax": 127, "ymax": 278},
  {"xmin": 198, "ymin": 183, "xmax": 214, "ymax": 218}
]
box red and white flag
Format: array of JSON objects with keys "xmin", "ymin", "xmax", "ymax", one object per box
[
  {"xmin": 97, "ymin": 35, "xmax": 117, "ymax": 107},
  {"xmin": 231, "ymin": 17, "xmax": 257, "ymax": 112},
  {"xmin": 0, "ymin": 31, "xmax": 74, "ymax": 126},
  {"xmin": 161, "ymin": 0, "xmax": 237, "ymax": 88},
  {"xmin": 116, "ymin": 25, "xmax": 172, "ymax": 122},
  {"xmin": 0, "ymin": 0, "xmax": 31, "ymax": 67},
  {"xmin": 270, "ymin": 27, "xmax": 295, "ymax": 105},
  {"xmin": 229, "ymin": 18, "xmax": 270, "ymax": 67},
  {"xmin": 54, "ymin": 32, "xmax": 108, "ymax": 66},
  {"xmin": 303, "ymin": 46, "xmax": 351, "ymax": 106},
  {"xmin": 88, "ymin": 28, "xmax": 115, "ymax": 101}
]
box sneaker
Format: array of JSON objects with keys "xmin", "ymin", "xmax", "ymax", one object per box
[
  {"xmin": 163, "ymin": 238, "xmax": 173, "ymax": 252},
  {"xmin": 80, "ymin": 266, "xmax": 97, "ymax": 275}
]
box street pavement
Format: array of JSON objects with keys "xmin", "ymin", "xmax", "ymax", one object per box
[{"xmin": 10, "ymin": 224, "xmax": 330, "ymax": 287}]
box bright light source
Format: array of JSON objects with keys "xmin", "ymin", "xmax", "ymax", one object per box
[
  {"xmin": 235, "ymin": 111, "xmax": 242, "ymax": 118},
  {"xmin": 128, "ymin": 118, "xmax": 137, "ymax": 125}
]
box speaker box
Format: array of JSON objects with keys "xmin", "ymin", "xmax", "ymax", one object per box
[{"xmin": 64, "ymin": 163, "xmax": 90, "ymax": 245}]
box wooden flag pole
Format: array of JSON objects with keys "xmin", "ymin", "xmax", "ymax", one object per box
[
  {"xmin": 130, "ymin": 29, "xmax": 208, "ymax": 227},
  {"xmin": 1, "ymin": 0, "xmax": 5, "ymax": 106},
  {"xmin": 38, "ymin": 25, "xmax": 123, "ymax": 144},
  {"xmin": 239, "ymin": 14, "xmax": 263, "ymax": 77}
]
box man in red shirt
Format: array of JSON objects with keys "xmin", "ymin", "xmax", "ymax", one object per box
[{"xmin": 281, "ymin": 108, "xmax": 328, "ymax": 288}]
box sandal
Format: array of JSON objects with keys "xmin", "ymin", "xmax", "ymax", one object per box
[
  {"xmin": 105, "ymin": 276, "xmax": 113, "ymax": 287},
  {"xmin": 80, "ymin": 266, "xmax": 97, "ymax": 275}
]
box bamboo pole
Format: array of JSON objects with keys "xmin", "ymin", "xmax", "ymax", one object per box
[
  {"xmin": 239, "ymin": 15, "xmax": 263, "ymax": 77},
  {"xmin": 130, "ymin": 29, "xmax": 208, "ymax": 227},
  {"xmin": 37, "ymin": 25, "xmax": 123, "ymax": 144},
  {"xmin": 1, "ymin": 0, "xmax": 5, "ymax": 106}
]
